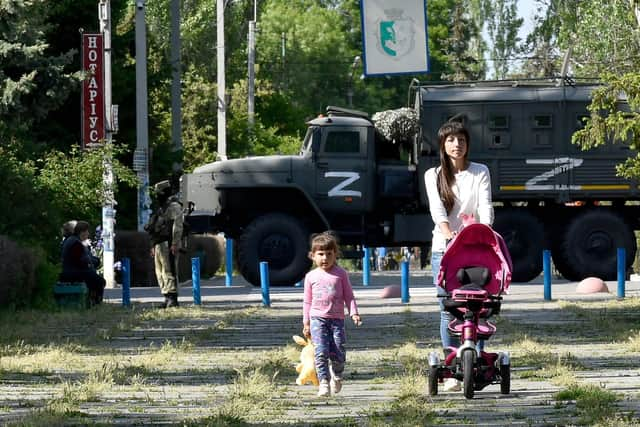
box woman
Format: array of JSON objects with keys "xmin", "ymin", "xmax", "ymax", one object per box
[
  {"xmin": 59, "ymin": 221, "xmax": 105, "ymax": 305},
  {"xmin": 424, "ymin": 120, "xmax": 493, "ymax": 387}
]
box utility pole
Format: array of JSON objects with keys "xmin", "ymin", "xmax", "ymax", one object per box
[
  {"xmin": 217, "ymin": 0, "xmax": 227, "ymax": 160},
  {"xmin": 247, "ymin": 0, "xmax": 257, "ymax": 128},
  {"xmin": 98, "ymin": 0, "xmax": 115, "ymax": 288},
  {"xmin": 134, "ymin": 1, "xmax": 151, "ymax": 232},
  {"xmin": 170, "ymin": 0, "xmax": 182, "ymax": 171}
]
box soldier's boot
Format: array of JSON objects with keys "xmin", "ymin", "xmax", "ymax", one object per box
[
  {"xmin": 167, "ymin": 292, "xmax": 179, "ymax": 308},
  {"xmin": 161, "ymin": 294, "xmax": 170, "ymax": 309}
]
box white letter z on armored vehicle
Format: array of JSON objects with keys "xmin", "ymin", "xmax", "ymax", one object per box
[{"xmin": 181, "ymin": 80, "xmax": 638, "ymax": 286}]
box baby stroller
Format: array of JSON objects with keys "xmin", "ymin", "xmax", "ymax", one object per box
[{"xmin": 427, "ymin": 223, "xmax": 512, "ymax": 399}]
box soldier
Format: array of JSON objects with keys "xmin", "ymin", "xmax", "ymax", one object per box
[{"xmin": 145, "ymin": 180, "xmax": 184, "ymax": 308}]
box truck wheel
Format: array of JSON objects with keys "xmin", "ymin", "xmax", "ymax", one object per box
[
  {"xmin": 493, "ymin": 209, "xmax": 544, "ymax": 282},
  {"xmin": 238, "ymin": 213, "xmax": 312, "ymax": 287},
  {"xmin": 560, "ymin": 210, "xmax": 636, "ymax": 281},
  {"xmin": 550, "ymin": 226, "xmax": 581, "ymax": 282}
]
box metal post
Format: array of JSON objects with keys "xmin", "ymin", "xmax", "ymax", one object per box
[
  {"xmin": 99, "ymin": 0, "xmax": 115, "ymax": 288},
  {"xmin": 617, "ymin": 247, "xmax": 626, "ymax": 298},
  {"xmin": 225, "ymin": 237, "xmax": 233, "ymax": 287},
  {"xmin": 192, "ymin": 257, "xmax": 201, "ymax": 305},
  {"xmin": 122, "ymin": 257, "xmax": 130, "ymax": 307},
  {"xmin": 216, "ymin": 0, "xmax": 227, "ymax": 160},
  {"xmin": 362, "ymin": 247, "xmax": 370, "ymax": 286},
  {"xmin": 247, "ymin": 20, "xmax": 255, "ymax": 128},
  {"xmin": 543, "ymin": 249, "xmax": 552, "ymax": 301},
  {"xmin": 134, "ymin": 1, "xmax": 151, "ymax": 231},
  {"xmin": 170, "ymin": 0, "xmax": 182, "ymax": 171},
  {"xmin": 260, "ymin": 261, "xmax": 271, "ymax": 307},
  {"xmin": 401, "ymin": 260, "xmax": 410, "ymax": 303}
]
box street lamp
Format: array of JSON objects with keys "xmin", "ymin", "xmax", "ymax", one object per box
[{"xmin": 347, "ymin": 55, "xmax": 360, "ymax": 107}]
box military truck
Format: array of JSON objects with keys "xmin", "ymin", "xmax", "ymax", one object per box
[{"xmin": 181, "ymin": 80, "xmax": 639, "ymax": 285}]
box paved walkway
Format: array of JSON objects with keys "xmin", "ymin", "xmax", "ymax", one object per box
[{"xmin": 1, "ymin": 271, "xmax": 639, "ymax": 425}]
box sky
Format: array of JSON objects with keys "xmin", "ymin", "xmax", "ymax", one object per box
[{"xmin": 518, "ymin": 0, "xmax": 537, "ymax": 40}]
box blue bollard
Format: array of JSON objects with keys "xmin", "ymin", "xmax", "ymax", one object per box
[
  {"xmin": 192, "ymin": 257, "xmax": 201, "ymax": 305},
  {"xmin": 401, "ymin": 260, "xmax": 410, "ymax": 303},
  {"xmin": 225, "ymin": 238, "xmax": 233, "ymax": 287},
  {"xmin": 363, "ymin": 246, "xmax": 371, "ymax": 286},
  {"xmin": 617, "ymin": 247, "xmax": 626, "ymax": 299},
  {"xmin": 260, "ymin": 261, "xmax": 271, "ymax": 307},
  {"xmin": 543, "ymin": 249, "xmax": 552, "ymax": 301},
  {"xmin": 122, "ymin": 257, "xmax": 130, "ymax": 307}
]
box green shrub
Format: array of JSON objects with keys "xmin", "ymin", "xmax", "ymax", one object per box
[{"xmin": 0, "ymin": 235, "xmax": 58, "ymax": 309}]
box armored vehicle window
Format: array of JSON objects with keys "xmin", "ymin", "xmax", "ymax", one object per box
[
  {"xmin": 533, "ymin": 114, "xmax": 553, "ymax": 128},
  {"xmin": 488, "ymin": 114, "xmax": 509, "ymax": 129},
  {"xmin": 324, "ymin": 131, "xmax": 361, "ymax": 153}
]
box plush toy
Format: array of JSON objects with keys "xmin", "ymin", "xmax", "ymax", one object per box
[{"xmin": 293, "ymin": 335, "xmax": 319, "ymax": 386}]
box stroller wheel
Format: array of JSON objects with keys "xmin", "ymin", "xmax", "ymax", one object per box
[
  {"xmin": 427, "ymin": 366, "xmax": 438, "ymax": 396},
  {"xmin": 500, "ymin": 363, "xmax": 510, "ymax": 394}
]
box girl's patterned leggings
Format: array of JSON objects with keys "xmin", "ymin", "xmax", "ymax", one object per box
[{"xmin": 310, "ymin": 317, "xmax": 346, "ymax": 382}]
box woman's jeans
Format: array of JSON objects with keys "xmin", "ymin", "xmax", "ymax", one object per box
[{"xmin": 432, "ymin": 250, "xmax": 484, "ymax": 352}]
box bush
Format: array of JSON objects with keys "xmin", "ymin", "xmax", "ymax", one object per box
[
  {"xmin": 178, "ymin": 234, "xmax": 224, "ymax": 280},
  {"xmin": 0, "ymin": 235, "xmax": 57, "ymax": 308}
]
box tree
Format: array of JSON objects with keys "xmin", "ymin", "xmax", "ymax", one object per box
[
  {"xmin": 482, "ymin": 0, "xmax": 523, "ymax": 79},
  {"xmin": 0, "ymin": 0, "xmax": 80, "ymax": 149},
  {"xmin": 570, "ymin": 2, "xmax": 640, "ymax": 180},
  {"xmin": 441, "ymin": 0, "xmax": 486, "ymax": 81}
]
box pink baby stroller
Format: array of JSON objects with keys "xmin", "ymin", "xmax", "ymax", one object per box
[{"xmin": 427, "ymin": 223, "xmax": 512, "ymax": 399}]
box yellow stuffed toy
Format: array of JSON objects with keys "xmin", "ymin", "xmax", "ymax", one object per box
[{"xmin": 293, "ymin": 335, "xmax": 319, "ymax": 386}]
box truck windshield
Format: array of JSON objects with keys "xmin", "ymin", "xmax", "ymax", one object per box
[{"xmin": 300, "ymin": 126, "xmax": 316, "ymax": 155}]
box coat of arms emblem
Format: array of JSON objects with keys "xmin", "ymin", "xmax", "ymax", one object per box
[{"xmin": 375, "ymin": 8, "xmax": 415, "ymax": 59}]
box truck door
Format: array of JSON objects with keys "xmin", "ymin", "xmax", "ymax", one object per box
[{"xmin": 315, "ymin": 126, "xmax": 370, "ymax": 213}]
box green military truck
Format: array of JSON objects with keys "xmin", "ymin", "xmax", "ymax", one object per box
[{"xmin": 181, "ymin": 80, "xmax": 639, "ymax": 286}]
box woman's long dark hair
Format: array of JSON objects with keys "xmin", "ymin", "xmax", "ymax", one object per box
[{"xmin": 436, "ymin": 121, "xmax": 470, "ymax": 214}]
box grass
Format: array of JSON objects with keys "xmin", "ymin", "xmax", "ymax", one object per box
[
  {"xmin": 554, "ymin": 383, "xmax": 619, "ymax": 425},
  {"xmin": 0, "ymin": 290, "xmax": 638, "ymax": 425}
]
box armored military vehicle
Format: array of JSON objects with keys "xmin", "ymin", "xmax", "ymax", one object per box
[{"xmin": 181, "ymin": 80, "xmax": 639, "ymax": 285}]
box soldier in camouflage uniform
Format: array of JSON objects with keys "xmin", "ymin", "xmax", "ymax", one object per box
[{"xmin": 146, "ymin": 180, "xmax": 184, "ymax": 308}]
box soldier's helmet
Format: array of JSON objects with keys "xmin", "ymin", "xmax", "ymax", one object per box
[{"xmin": 153, "ymin": 180, "xmax": 171, "ymax": 194}]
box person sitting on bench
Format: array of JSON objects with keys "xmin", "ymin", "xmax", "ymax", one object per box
[{"xmin": 59, "ymin": 221, "xmax": 105, "ymax": 306}]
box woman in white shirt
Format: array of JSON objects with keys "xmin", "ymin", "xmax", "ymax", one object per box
[{"xmin": 424, "ymin": 121, "xmax": 494, "ymax": 357}]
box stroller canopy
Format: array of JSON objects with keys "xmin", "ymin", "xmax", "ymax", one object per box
[{"xmin": 436, "ymin": 223, "xmax": 513, "ymax": 295}]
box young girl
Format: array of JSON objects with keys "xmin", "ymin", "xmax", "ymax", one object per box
[
  {"xmin": 424, "ymin": 120, "xmax": 493, "ymax": 390},
  {"xmin": 302, "ymin": 232, "xmax": 361, "ymax": 397}
]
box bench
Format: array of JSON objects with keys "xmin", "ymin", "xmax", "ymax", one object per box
[{"xmin": 54, "ymin": 282, "xmax": 90, "ymax": 309}]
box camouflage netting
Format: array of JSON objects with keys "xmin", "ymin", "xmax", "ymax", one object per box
[{"xmin": 372, "ymin": 107, "xmax": 419, "ymax": 144}]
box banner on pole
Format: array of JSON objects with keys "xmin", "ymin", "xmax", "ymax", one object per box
[
  {"xmin": 360, "ymin": 0, "xmax": 430, "ymax": 76},
  {"xmin": 81, "ymin": 33, "xmax": 105, "ymax": 148}
]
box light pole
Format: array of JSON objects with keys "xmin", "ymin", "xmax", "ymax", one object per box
[
  {"xmin": 248, "ymin": 0, "xmax": 257, "ymax": 129},
  {"xmin": 217, "ymin": 0, "xmax": 227, "ymax": 160},
  {"xmin": 347, "ymin": 55, "xmax": 360, "ymax": 107},
  {"xmin": 99, "ymin": 0, "xmax": 115, "ymax": 288},
  {"xmin": 134, "ymin": 1, "xmax": 151, "ymax": 232}
]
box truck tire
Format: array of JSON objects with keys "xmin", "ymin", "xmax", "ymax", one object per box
[
  {"xmin": 560, "ymin": 210, "xmax": 636, "ymax": 281},
  {"xmin": 493, "ymin": 209, "xmax": 544, "ymax": 282},
  {"xmin": 238, "ymin": 213, "xmax": 312, "ymax": 287}
]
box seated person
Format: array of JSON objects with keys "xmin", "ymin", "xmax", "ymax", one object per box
[{"xmin": 59, "ymin": 221, "xmax": 105, "ymax": 305}]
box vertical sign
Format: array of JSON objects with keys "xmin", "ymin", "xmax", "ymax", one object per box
[
  {"xmin": 360, "ymin": 0, "xmax": 430, "ymax": 76},
  {"xmin": 82, "ymin": 33, "xmax": 105, "ymax": 148}
]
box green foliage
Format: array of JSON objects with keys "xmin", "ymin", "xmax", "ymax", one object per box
[
  {"xmin": 483, "ymin": 0, "xmax": 523, "ymax": 79},
  {"xmin": 558, "ymin": 1, "xmax": 640, "ymax": 78},
  {"xmin": 0, "ymin": 0, "xmax": 80, "ymax": 144},
  {"xmin": 573, "ymin": 73, "xmax": 640, "ymax": 179}
]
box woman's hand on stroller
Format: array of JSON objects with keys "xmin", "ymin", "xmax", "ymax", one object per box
[{"xmin": 351, "ymin": 314, "xmax": 362, "ymax": 327}]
